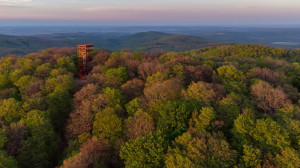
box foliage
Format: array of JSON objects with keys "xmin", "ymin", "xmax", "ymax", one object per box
[
  {"xmin": 93, "ymin": 107, "xmax": 123, "ymax": 141},
  {"xmin": 125, "ymin": 98, "xmax": 142, "ymax": 116},
  {"xmin": 104, "ymin": 66, "xmax": 129, "ymax": 87},
  {"xmin": 120, "ymin": 133, "xmax": 167, "ymax": 168},
  {"xmin": 165, "ymin": 132, "xmax": 237, "ymax": 168},
  {"xmin": 242, "ymin": 145, "xmax": 262, "ymax": 167},
  {"xmin": 17, "ymin": 110, "xmax": 57, "ymax": 168},
  {"xmin": 0, "ymin": 45, "xmax": 299, "ymax": 168},
  {"xmin": 0, "ymin": 150, "xmax": 18, "ymax": 168},
  {"xmin": 189, "ymin": 107, "xmax": 215, "ymax": 132},
  {"xmin": 62, "ymin": 136, "xmax": 110, "ymax": 168},
  {"xmin": 46, "ymin": 87, "xmax": 73, "ymax": 131},
  {"xmin": 251, "ymin": 81, "xmax": 291, "ymax": 113},
  {"xmin": 250, "ymin": 118, "xmax": 290, "ymax": 152},
  {"xmin": 0, "ymin": 98, "xmax": 24, "ymax": 124},
  {"xmin": 121, "ymin": 78, "xmax": 144, "ymax": 100},
  {"xmin": 125, "ymin": 110, "xmax": 154, "ymax": 140},
  {"xmin": 144, "ymin": 79, "xmax": 183, "ymax": 101},
  {"xmin": 217, "ymin": 96, "xmax": 241, "ymax": 129},
  {"xmin": 157, "ymin": 101, "xmax": 201, "ymax": 139},
  {"xmin": 275, "ymin": 147, "xmax": 300, "ymax": 168},
  {"xmin": 183, "ymin": 81, "xmax": 216, "ymax": 105},
  {"xmin": 217, "ymin": 65, "xmax": 243, "ymax": 81}
]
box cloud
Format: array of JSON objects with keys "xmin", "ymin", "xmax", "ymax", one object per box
[
  {"xmin": 0, "ymin": 0, "xmax": 34, "ymax": 8},
  {"xmin": 0, "ymin": 0, "xmax": 32, "ymax": 2},
  {"xmin": 0, "ymin": 5, "xmax": 26, "ymax": 8}
]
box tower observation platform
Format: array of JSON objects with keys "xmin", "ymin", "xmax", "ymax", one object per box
[{"xmin": 77, "ymin": 44, "xmax": 94, "ymax": 79}]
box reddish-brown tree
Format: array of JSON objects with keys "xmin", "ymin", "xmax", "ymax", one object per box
[
  {"xmin": 125, "ymin": 110, "xmax": 154, "ymax": 140},
  {"xmin": 34, "ymin": 47, "xmax": 76, "ymax": 65},
  {"xmin": 144, "ymin": 79, "xmax": 183, "ymax": 101},
  {"xmin": 73, "ymin": 84, "xmax": 98, "ymax": 109},
  {"xmin": 35, "ymin": 64, "xmax": 51, "ymax": 79},
  {"xmin": 137, "ymin": 60, "xmax": 166, "ymax": 80},
  {"xmin": 91, "ymin": 52, "xmax": 110, "ymax": 66},
  {"xmin": 0, "ymin": 88, "xmax": 18, "ymax": 100},
  {"xmin": 62, "ymin": 136, "xmax": 110, "ymax": 168},
  {"xmin": 184, "ymin": 65, "xmax": 213, "ymax": 83},
  {"xmin": 66, "ymin": 100, "xmax": 94, "ymax": 139},
  {"xmin": 251, "ymin": 81, "xmax": 291, "ymax": 113},
  {"xmin": 24, "ymin": 81, "xmax": 43, "ymax": 98},
  {"xmin": 249, "ymin": 67, "xmax": 286, "ymax": 85},
  {"xmin": 121, "ymin": 78, "xmax": 144, "ymax": 101},
  {"xmin": 124, "ymin": 59, "xmax": 140, "ymax": 78},
  {"xmin": 5, "ymin": 121, "xmax": 28, "ymax": 156}
]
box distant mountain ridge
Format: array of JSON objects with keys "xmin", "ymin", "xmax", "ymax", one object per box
[
  {"xmin": 0, "ymin": 31, "xmax": 227, "ymax": 57},
  {"xmin": 119, "ymin": 31, "xmax": 226, "ymax": 51}
]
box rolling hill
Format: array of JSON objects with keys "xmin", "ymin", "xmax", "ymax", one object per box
[
  {"xmin": 0, "ymin": 31, "xmax": 227, "ymax": 57},
  {"xmin": 119, "ymin": 31, "xmax": 226, "ymax": 51}
]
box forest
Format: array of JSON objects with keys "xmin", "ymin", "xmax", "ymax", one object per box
[{"xmin": 0, "ymin": 44, "xmax": 299, "ymax": 168}]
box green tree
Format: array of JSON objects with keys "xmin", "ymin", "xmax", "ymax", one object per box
[
  {"xmin": 105, "ymin": 66, "xmax": 129, "ymax": 87},
  {"xmin": 242, "ymin": 145, "xmax": 262, "ymax": 168},
  {"xmin": 46, "ymin": 86, "xmax": 73, "ymax": 131},
  {"xmin": 222, "ymin": 80, "xmax": 247, "ymax": 94},
  {"xmin": 217, "ymin": 96, "xmax": 241, "ymax": 128},
  {"xmin": 165, "ymin": 132, "xmax": 237, "ymax": 168},
  {"xmin": 16, "ymin": 58, "xmax": 41, "ymax": 75},
  {"xmin": 189, "ymin": 107, "xmax": 215, "ymax": 132},
  {"xmin": 232, "ymin": 109, "xmax": 256, "ymax": 151},
  {"xmin": 183, "ymin": 81, "xmax": 216, "ymax": 105},
  {"xmin": 14, "ymin": 75, "xmax": 39, "ymax": 93},
  {"xmin": 125, "ymin": 98, "xmax": 142, "ymax": 116},
  {"xmin": 217, "ymin": 65, "xmax": 243, "ymax": 81},
  {"xmin": 17, "ymin": 110, "xmax": 57, "ymax": 168},
  {"xmin": 0, "ymin": 98, "xmax": 24, "ymax": 124},
  {"xmin": 250, "ymin": 118, "xmax": 290, "ymax": 152},
  {"xmin": 145, "ymin": 72, "xmax": 168, "ymax": 88},
  {"xmin": 0, "ymin": 128, "xmax": 7, "ymax": 148},
  {"xmin": 0, "ymin": 72, "xmax": 11, "ymax": 90},
  {"xmin": 234, "ymin": 110, "xmax": 255, "ymax": 135},
  {"xmin": 274, "ymin": 106, "xmax": 300, "ymax": 149},
  {"xmin": 55, "ymin": 56, "xmax": 77, "ymax": 74},
  {"xmin": 49, "ymin": 68, "xmax": 69, "ymax": 77},
  {"xmin": 120, "ymin": 133, "xmax": 167, "ymax": 168},
  {"xmin": 0, "ymin": 150, "xmax": 18, "ymax": 168},
  {"xmin": 275, "ymin": 147, "xmax": 300, "ymax": 168},
  {"xmin": 171, "ymin": 64, "xmax": 184, "ymax": 78},
  {"xmin": 10, "ymin": 69, "xmax": 24, "ymax": 84},
  {"xmin": 157, "ymin": 101, "xmax": 201, "ymax": 139},
  {"xmin": 93, "ymin": 107, "xmax": 123, "ymax": 141},
  {"xmin": 104, "ymin": 87, "xmax": 125, "ymax": 108},
  {"xmin": 43, "ymin": 74, "xmax": 76, "ymax": 94}
]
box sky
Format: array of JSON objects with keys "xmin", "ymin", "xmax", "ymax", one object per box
[{"xmin": 0, "ymin": 0, "xmax": 300, "ymax": 26}]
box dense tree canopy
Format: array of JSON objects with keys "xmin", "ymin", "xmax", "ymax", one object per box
[{"xmin": 0, "ymin": 45, "xmax": 299, "ymax": 167}]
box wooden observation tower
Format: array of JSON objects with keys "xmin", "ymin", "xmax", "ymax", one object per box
[{"xmin": 77, "ymin": 44, "xmax": 94, "ymax": 79}]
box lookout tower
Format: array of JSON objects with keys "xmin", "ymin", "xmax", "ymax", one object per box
[{"xmin": 77, "ymin": 44, "xmax": 94, "ymax": 79}]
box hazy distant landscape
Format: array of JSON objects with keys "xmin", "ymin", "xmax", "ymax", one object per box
[{"xmin": 1, "ymin": 26, "xmax": 300, "ymax": 57}]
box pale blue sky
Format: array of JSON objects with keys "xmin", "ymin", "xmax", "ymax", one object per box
[{"xmin": 0, "ymin": 0, "xmax": 300, "ymax": 25}]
